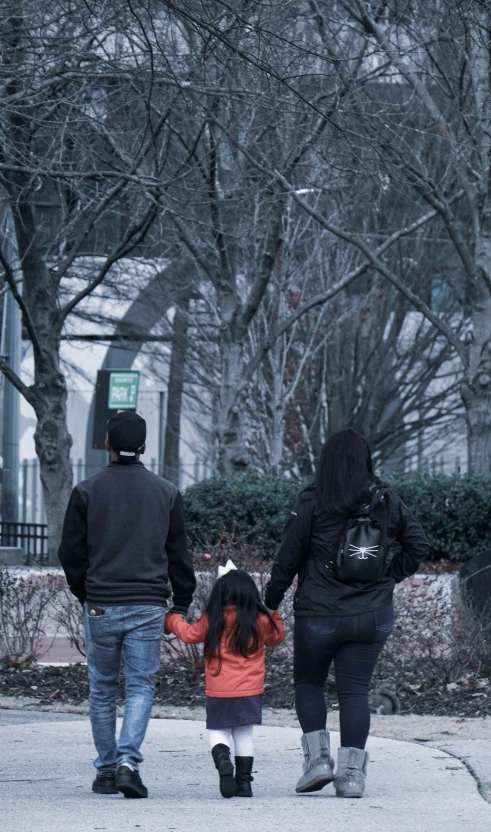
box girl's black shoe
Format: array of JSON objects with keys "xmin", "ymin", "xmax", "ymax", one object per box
[
  {"xmin": 235, "ymin": 756, "xmax": 254, "ymax": 797},
  {"xmin": 116, "ymin": 765, "xmax": 148, "ymax": 798},
  {"xmin": 92, "ymin": 772, "xmax": 118, "ymax": 794},
  {"xmin": 211, "ymin": 743, "xmax": 238, "ymax": 798}
]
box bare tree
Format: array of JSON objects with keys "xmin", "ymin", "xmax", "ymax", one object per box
[
  {"xmin": 131, "ymin": 1, "xmax": 486, "ymax": 476},
  {"xmin": 293, "ymin": 0, "xmax": 491, "ymax": 473},
  {"xmin": 147, "ymin": 1, "xmax": 451, "ymax": 474},
  {"xmin": 0, "ymin": 3, "xmax": 188, "ymax": 561},
  {"xmin": 244, "ymin": 226, "xmax": 462, "ymax": 476},
  {"xmin": 0, "ymin": 0, "xmax": 475, "ymax": 556}
]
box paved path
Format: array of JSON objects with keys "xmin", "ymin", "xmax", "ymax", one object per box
[{"xmin": 1, "ymin": 713, "xmax": 490, "ymax": 832}]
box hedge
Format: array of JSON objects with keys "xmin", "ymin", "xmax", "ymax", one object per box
[
  {"xmin": 183, "ymin": 473, "xmax": 491, "ymax": 562},
  {"xmin": 384, "ymin": 473, "xmax": 491, "ymax": 562},
  {"xmin": 182, "ymin": 475, "xmax": 298, "ymax": 556}
]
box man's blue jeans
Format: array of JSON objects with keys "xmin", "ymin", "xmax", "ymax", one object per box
[{"xmin": 84, "ymin": 603, "xmax": 164, "ymax": 773}]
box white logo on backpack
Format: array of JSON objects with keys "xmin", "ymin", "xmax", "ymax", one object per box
[{"xmin": 348, "ymin": 544, "xmax": 379, "ymax": 560}]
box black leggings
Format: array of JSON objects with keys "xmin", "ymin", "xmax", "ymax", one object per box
[{"xmin": 293, "ymin": 604, "xmax": 394, "ymax": 749}]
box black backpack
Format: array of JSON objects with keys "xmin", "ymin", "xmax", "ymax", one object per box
[{"xmin": 335, "ymin": 487, "xmax": 389, "ymax": 583}]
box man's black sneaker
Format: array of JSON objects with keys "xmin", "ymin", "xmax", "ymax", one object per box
[
  {"xmin": 92, "ymin": 772, "xmax": 118, "ymax": 794},
  {"xmin": 116, "ymin": 765, "xmax": 148, "ymax": 799}
]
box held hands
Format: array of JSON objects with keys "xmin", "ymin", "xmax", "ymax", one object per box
[
  {"xmin": 164, "ymin": 612, "xmax": 177, "ymax": 636},
  {"xmin": 164, "ymin": 610, "xmax": 184, "ymax": 636}
]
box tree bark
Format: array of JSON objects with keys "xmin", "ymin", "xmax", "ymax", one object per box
[
  {"xmin": 462, "ymin": 276, "xmax": 491, "ymax": 476},
  {"xmin": 270, "ymin": 393, "xmax": 285, "ymax": 475},
  {"xmin": 462, "ymin": 381, "xmax": 491, "ymax": 476},
  {"xmin": 460, "ymin": 5, "xmax": 491, "ymax": 475},
  {"xmin": 216, "ymin": 334, "xmax": 248, "ymax": 475},
  {"xmin": 163, "ymin": 299, "xmax": 190, "ymax": 485},
  {"xmin": 33, "ymin": 375, "xmax": 73, "ymax": 565}
]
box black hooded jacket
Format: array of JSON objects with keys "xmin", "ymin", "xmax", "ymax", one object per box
[{"xmin": 264, "ymin": 486, "xmax": 429, "ymax": 616}]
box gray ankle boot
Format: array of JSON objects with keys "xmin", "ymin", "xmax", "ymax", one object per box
[
  {"xmin": 295, "ymin": 730, "xmax": 335, "ymax": 793},
  {"xmin": 334, "ymin": 747, "xmax": 368, "ymax": 798}
]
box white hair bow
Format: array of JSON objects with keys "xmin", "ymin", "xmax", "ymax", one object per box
[{"xmin": 217, "ymin": 559, "xmax": 237, "ymax": 578}]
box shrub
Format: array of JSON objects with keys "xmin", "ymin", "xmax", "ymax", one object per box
[
  {"xmin": 0, "ymin": 569, "xmax": 61, "ymax": 667},
  {"xmin": 385, "ymin": 473, "xmax": 491, "ymax": 561},
  {"xmin": 183, "ymin": 475, "xmax": 300, "ymax": 556},
  {"xmin": 52, "ymin": 585, "xmax": 86, "ymax": 658},
  {"xmin": 183, "ymin": 473, "xmax": 491, "ymax": 562}
]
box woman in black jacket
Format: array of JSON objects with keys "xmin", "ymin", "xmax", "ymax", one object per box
[{"xmin": 264, "ymin": 428, "xmax": 429, "ymax": 798}]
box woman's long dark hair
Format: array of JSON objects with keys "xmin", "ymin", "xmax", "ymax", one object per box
[
  {"xmin": 204, "ymin": 570, "xmax": 277, "ymax": 672},
  {"xmin": 315, "ymin": 428, "xmax": 379, "ymax": 516}
]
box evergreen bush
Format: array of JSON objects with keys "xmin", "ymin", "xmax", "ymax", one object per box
[
  {"xmin": 183, "ymin": 474, "xmax": 299, "ymax": 556},
  {"xmin": 386, "ymin": 473, "xmax": 491, "ymax": 562},
  {"xmin": 183, "ymin": 473, "xmax": 491, "ymax": 562}
]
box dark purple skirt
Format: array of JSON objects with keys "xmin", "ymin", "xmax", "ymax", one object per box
[{"xmin": 206, "ymin": 694, "xmax": 263, "ymax": 729}]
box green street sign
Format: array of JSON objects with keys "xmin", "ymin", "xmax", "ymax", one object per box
[{"xmin": 108, "ymin": 371, "xmax": 140, "ymax": 410}]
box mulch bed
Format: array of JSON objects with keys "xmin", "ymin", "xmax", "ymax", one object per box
[{"xmin": 1, "ymin": 653, "xmax": 490, "ymax": 718}]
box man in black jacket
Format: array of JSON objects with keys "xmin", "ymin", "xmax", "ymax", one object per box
[{"xmin": 59, "ymin": 411, "xmax": 196, "ymax": 799}]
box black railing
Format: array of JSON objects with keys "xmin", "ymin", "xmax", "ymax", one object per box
[{"xmin": 0, "ymin": 521, "xmax": 48, "ymax": 563}]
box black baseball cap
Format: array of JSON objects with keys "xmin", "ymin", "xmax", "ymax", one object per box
[{"xmin": 107, "ymin": 411, "xmax": 146, "ymax": 457}]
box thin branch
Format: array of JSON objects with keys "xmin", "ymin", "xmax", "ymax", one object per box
[
  {"xmin": 61, "ymin": 333, "xmax": 173, "ymax": 342},
  {"xmin": 238, "ymin": 190, "xmax": 465, "ymax": 387},
  {"xmin": 274, "ymin": 171, "xmax": 467, "ymax": 364},
  {"xmin": 0, "ymin": 162, "xmax": 166, "ymax": 188},
  {"xmin": 170, "ymin": 214, "xmax": 218, "ymax": 285},
  {"xmin": 60, "ymin": 200, "xmax": 160, "ymax": 320},
  {"xmin": 0, "ymin": 240, "xmax": 44, "ymax": 358},
  {"xmin": 0, "ymin": 277, "xmax": 22, "ymax": 298},
  {"xmin": 0, "ymin": 356, "xmax": 33, "ymax": 403}
]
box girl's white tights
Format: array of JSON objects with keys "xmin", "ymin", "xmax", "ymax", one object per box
[{"xmin": 208, "ymin": 724, "xmax": 254, "ymax": 757}]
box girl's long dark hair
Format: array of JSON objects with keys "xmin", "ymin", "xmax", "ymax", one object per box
[
  {"xmin": 204, "ymin": 570, "xmax": 277, "ymax": 672},
  {"xmin": 315, "ymin": 428, "xmax": 379, "ymax": 516}
]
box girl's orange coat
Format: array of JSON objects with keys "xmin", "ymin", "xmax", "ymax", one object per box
[{"xmin": 166, "ymin": 607, "xmax": 284, "ymax": 698}]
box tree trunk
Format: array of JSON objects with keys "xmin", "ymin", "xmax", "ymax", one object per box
[
  {"xmin": 163, "ymin": 300, "xmax": 190, "ymax": 485},
  {"xmin": 461, "ymin": 258, "xmax": 491, "ymax": 476},
  {"xmin": 461, "ymin": 8, "xmax": 491, "ymax": 476},
  {"xmin": 32, "ymin": 372, "xmax": 73, "ymax": 566},
  {"xmin": 216, "ymin": 335, "xmax": 248, "ymax": 475},
  {"xmin": 462, "ymin": 382, "xmax": 491, "ymax": 475},
  {"xmin": 6, "ymin": 189, "xmax": 75, "ymax": 562},
  {"xmin": 267, "ymin": 335, "xmax": 286, "ymax": 475},
  {"xmin": 270, "ymin": 400, "xmax": 285, "ymax": 475}
]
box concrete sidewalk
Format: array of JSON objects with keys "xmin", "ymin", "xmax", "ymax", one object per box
[{"xmin": 1, "ymin": 713, "xmax": 490, "ymax": 832}]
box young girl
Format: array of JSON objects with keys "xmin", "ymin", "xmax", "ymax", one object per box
[{"xmin": 165, "ymin": 563, "xmax": 284, "ymax": 798}]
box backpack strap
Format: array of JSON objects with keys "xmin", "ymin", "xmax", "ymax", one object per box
[
  {"xmin": 354, "ymin": 486, "xmax": 388, "ymax": 517},
  {"xmin": 368, "ymin": 486, "xmax": 388, "ymax": 512}
]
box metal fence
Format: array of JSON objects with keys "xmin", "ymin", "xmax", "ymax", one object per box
[
  {"xmin": 20, "ymin": 459, "xmax": 46, "ymax": 524},
  {"xmin": 0, "ymin": 455, "xmax": 211, "ymax": 565},
  {"xmin": 8, "ymin": 455, "xmax": 208, "ymax": 543},
  {"xmin": 18, "ymin": 458, "xmax": 112, "ymax": 524},
  {"xmin": 0, "ymin": 520, "xmax": 48, "ymax": 562}
]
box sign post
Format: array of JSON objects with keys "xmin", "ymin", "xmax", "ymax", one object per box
[{"xmin": 92, "ymin": 370, "xmax": 140, "ymax": 449}]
